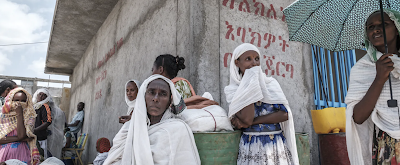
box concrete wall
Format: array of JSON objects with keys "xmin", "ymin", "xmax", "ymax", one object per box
[{"xmin": 68, "ymin": 0, "xmax": 317, "ymax": 163}]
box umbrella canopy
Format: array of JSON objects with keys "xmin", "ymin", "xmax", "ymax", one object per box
[{"xmin": 283, "ymin": 0, "xmax": 400, "ymax": 52}]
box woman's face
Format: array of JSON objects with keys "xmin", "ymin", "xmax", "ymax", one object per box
[
  {"xmin": 145, "ymin": 79, "xmax": 171, "ymax": 117},
  {"xmin": 234, "ymin": 50, "xmax": 260, "ymax": 75},
  {"xmin": 13, "ymin": 92, "xmax": 27, "ymax": 102},
  {"xmin": 126, "ymin": 81, "xmax": 138, "ymax": 101},
  {"xmin": 37, "ymin": 92, "xmax": 47, "ymax": 102},
  {"xmin": 366, "ymin": 12, "xmax": 399, "ymax": 50}
]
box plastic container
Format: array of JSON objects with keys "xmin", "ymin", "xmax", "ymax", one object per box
[
  {"xmin": 193, "ymin": 131, "xmax": 241, "ymax": 165},
  {"xmin": 311, "ymin": 107, "xmax": 346, "ymax": 134},
  {"xmin": 296, "ymin": 133, "xmax": 310, "ymax": 165}
]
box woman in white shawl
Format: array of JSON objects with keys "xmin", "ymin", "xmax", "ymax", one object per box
[
  {"xmin": 118, "ymin": 80, "xmax": 141, "ymax": 124},
  {"xmin": 32, "ymin": 88, "xmax": 65, "ymax": 159},
  {"xmin": 224, "ymin": 43, "xmax": 299, "ymax": 165},
  {"xmin": 103, "ymin": 74, "xmax": 200, "ymax": 165},
  {"xmin": 346, "ymin": 9, "xmax": 400, "ymax": 165}
]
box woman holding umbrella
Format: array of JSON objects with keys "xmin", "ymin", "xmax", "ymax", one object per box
[{"xmin": 346, "ymin": 9, "xmax": 400, "ymax": 164}]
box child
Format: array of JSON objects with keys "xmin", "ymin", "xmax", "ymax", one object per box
[{"xmin": 93, "ymin": 138, "xmax": 111, "ymax": 165}]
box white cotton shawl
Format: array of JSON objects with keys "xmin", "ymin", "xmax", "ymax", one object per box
[
  {"xmin": 94, "ymin": 152, "xmax": 109, "ymax": 165},
  {"xmin": 103, "ymin": 74, "xmax": 200, "ymax": 165},
  {"xmin": 32, "ymin": 88, "xmax": 65, "ymax": 159},
  {"xmin": 125, "ymin": 79, "xmax": 141, "ymax": 115},
  {"xmin": 224, "ymin": 43, "xmax": 299, "ymax": 165},
  {"xmin": 345, "ymin": 52, "xmax": 400, "ymax": 165}
]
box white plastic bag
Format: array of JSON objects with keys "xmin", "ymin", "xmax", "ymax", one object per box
[{"xmin": 179, "ymin": 105, "xmax": 233, "ymax": 132}]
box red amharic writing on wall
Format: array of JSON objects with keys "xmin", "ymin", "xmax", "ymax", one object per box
[
  {"xmin": 222, "ymin": 0, "xmax": 285, "ymax": 22},
  {"xmin": 224, "ymin": 53, "xmax": 294, "ymax": 79},
  {"xmin": 96, "ymin": 70, "xmax": 107, "ymax": 85},
  {"xmin": 95, "ymin": 89, "xmax": 102, "ymax": 100},
  {"xmin": 225, "ymin": 21, "xmax": 289, "ymax": 52},
  {"xmin": 95, "ymin": 70, "xmax": 107, "ymax": 100},
  {"xmin": 264, "ymin": 55, "xmax": 293, "ymax": 78},
  {"xmin": 97, "ymin": 38, "xmax": 124, "ymax": 68},
  {"xmin": 95, "ymin": 38, "xmax": 124, "ymax": 100}
]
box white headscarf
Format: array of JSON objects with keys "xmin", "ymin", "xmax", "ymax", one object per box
[
  {"xmin": 104, "ymin": 74, "xmax": 199, "ymax": 165},
  {"xmin": 32, "ymin": 88, "xmax": 51, "ymax": 110},
  {"xmin": 32, "ymin": 88, "xmax": 66, "ymax": 159},
  {"xmin": 125, "ymin": 79, "xmax": 141, "ymax": 115},
  {"xmin": 224, "ymin": 43, "xmax": 299, "ymax": 165}
]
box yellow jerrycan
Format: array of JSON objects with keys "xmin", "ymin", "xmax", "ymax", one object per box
[{"xmin": 311, "ymin": 107, "xmax": 346, "ymax": 134}]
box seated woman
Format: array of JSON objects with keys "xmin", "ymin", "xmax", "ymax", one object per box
[
  {"xmin": 61, "ymin": 127, "xmax": 76, "ymax": 165},
  {"xmin": 119, "ymin": 80, "xmax": 140, "ymax": 124},
  {"xmin": 103, "ymin": 75, "xmax": 200, "ymax": 165},
  {"xmin": 225, "ymin": 43, "xmax": 299, "ymax": 165},
  {"xmin": 152, "ymin": 54, "xmax": 196, "ymax": 99},
  {"xmin": 0, "ymin": 88, "xmax": 40, "ymax": 165}
]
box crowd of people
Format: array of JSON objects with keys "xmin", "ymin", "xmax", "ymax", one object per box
[
  {"xmin": 0, "ymin": 9, "xmax": 399, "ymax": 165},
  {"xmin": 0, "ymin": 81, "xmax": 85, "ymax": 165}
]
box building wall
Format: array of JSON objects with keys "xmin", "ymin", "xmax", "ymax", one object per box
[{"xmin": 68, "ymin": 0, "xmax": 317, "ymax": 163}]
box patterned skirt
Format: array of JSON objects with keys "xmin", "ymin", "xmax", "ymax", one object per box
[
  {"xmin": 237, "ymin": 131, "xmax": 294, "ymax": 165},
  {"xmin": 0, "ymin": 130, "xmax": 31, "ymax": 165},
  {"xmin": 372, "ymin": 126, "xmax": 400, "ymax": 165}
]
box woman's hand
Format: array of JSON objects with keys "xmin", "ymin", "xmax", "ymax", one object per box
[
  {"xmin": 15, "ymin": 103, "xmax": 23, "ymax": 116},
  {"xmin": 231, "ymin": 116, "xmax": 248, "ymax": 129},
  {"xmin": 375, "ymin": 53, "xmax": 394, "ymax": 83},
  {"xmin": 119, "ymin": 115, "xmax": 131, "ymax": 124}
]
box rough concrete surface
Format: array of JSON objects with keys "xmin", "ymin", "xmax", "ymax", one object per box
[
  {"xmin": 48, "ymin": 0, "xmax": 318, "ymax": 164},
  {"xmin": 45, "ymin": 0, "xmax": 119, "ymax": 75}
]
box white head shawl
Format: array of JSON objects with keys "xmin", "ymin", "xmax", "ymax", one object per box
[
  {"xmin": 224, "ymin": 43, "xmax": 299, "ymax": 165},
  {"xmin": 125, "ymin": 79, "xmax": 141, "ymax": 115},
  {"xmin": 104, "ymin": 74, "xmax": 187, "ymax": 165},
  {"xmin": 32, "ymin": 88, "xmax": 66, "ymax": 159},
  {"xmin": 32, "ymin": 88, "xmax": 51, "ymax": 110}
]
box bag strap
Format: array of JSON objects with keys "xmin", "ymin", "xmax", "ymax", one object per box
[{"xmin": 203, "ymin": 109, "xmax": 216, "ymax": 132}]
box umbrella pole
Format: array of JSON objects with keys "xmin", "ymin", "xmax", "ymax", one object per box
[{"xmin": 379, "ymin": 0, "xmax": 398, "ymax": 107}]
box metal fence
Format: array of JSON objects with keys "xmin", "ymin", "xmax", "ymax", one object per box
[{"xmin": 312, "ymin": 45, "xmax": 357, "ymax": 110}]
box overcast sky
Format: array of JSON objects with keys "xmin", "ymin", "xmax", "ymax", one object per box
[{"xmin": 0, "ymin": 0, "xmax": 70, "ymax": 87}]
